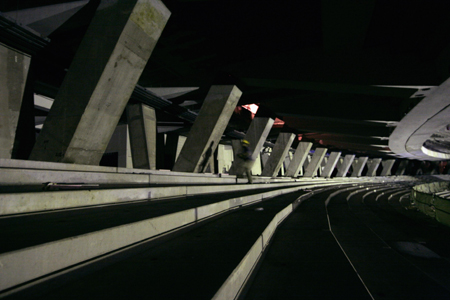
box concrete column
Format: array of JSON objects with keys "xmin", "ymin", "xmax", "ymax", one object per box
[
  {"xmin": 381, "ymin": 159, "xmax": 396, "ymax": 176},
  {"xmin": 396, "ymin": 160, "xmax": 409, "ymax": 175},
  {"xmin": 175, "ymin": 136, "xmax": 187, "ymax": 161},
  {"xmin": 229, "ymin": 117, "xmax": 274, "ymax": 175},
  {"xmin": 286, "ymin": 142, "xmax": 312, "ymax": 177},
  {"xmin": 104, "ymin": 124, "xmax": 132, "ymax": 168},
  {"xmin": 336, "ymin": 154, "xmax": 355, "ymax": 177},
  {"xmin": 156, "ymin": 133, "xmax": 165, "ymax": 170},
  {"xmin": 318, "ymin": 156, "xmax": 328, "ymax": 176},
  {"xmin": 173, "ymin": 85, "xmax": 242, "ymax": 173},
  {"xmin": 351, "ymin": 157, "xmax": 368, "ymax": 177},
  {"xmin": 321, "ymin": 151, "xmax": 341, "ymax": 178},
  {"xmin": 252, "ymin": 152, "xmax": 263, "ymax": 175},
  {"xmin": 163, "ymin": 133, "xmax": 182, "ymax": 170},
  {"xmin": 304, "ymin": 148, "xmax": 328, "ymax": 177},
  {"xmin": 261, "ymin": 133, "xmax": 295, "ymax": 177},
  {"xmin": 126, "ymin": 103, "xmax": 157, "ymax": 169},
  {"xmin": 303, "ymin": 155, "xmax": 312, "ymax": 173},
  {"xmin": 0, "ymin": 44, "xmax": 31, "ymax": 159},
  {"xmin": 217, "ymin": 144, "xmax": 233, "ymax": 173},
  {"xmin": 261, "ymin": 151, "xmax": 270, "ymax": 169},
  {"xmin": 366, "ymin": 158, "xmax": 382, "ymax": 177},
  {"xmin": 283, "ymin": 154, "xmax": 291, "ymax": 176},
  {"xmin": 30, "ymin": 0, "xmax": 170, "ymax": 165}
]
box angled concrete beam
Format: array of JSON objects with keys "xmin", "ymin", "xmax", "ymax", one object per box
[
  {"xmin": 381, "ymin": 159, "xmax": 396, "ymax": 176},
  {"xmin": 104, "ymin": 124, "xmax": 132, "ymax": 168},
  {"xmin": 126, "ymin": 103, "xmax": 157, "ymax": 169},
  {"xmin": 286, "ymin": 142, "xmax": 312, "ymax": 177},
  {"xmin": 304, "ymin": 148, "xmax": 327, "ymax": 177},
  {"xmin": 366, "ymin": 158, "xmax": 382, "ymax": 177},
  {"xmin": 321, "ymin": 152, "xmax": 341, "ymax": 178},
  {"xmin": 260, "ymin": 151, "xmax": 270, "ymax": 169},
  {"xmin": 336, "ymin": 154, "xmax": 355, "ymax": 177},
  {"xmin": 0, "ymin": 44, "xmax": 31, "ymax": 159},
  {"xmin": 30, "ymin": 0, "xmax": 170, "ymax": 165},
  {"xmin": 173, "ymin": 85, "xmax": 242, "ymax": 173},
  {"xmin": 283, "ymin": 153, "xmax": 292, "ymax": 176},
  {"xmin": 229, "ymin": 117, "xmax": 274, "ymax": 175},
  {"xmin": 261, "ymin": 133, "xmax": 295, "ymax": 177},
  {"xmin": 351, "ymin": 157, "xmax": 368, "ymax": 177},
  {"xmin": 396, "ymin": 160, "xmax": 409, "ymax": 175},
  {"xmin": 303, "ymin": 154, "xmax": 311, "ymax": 170}
]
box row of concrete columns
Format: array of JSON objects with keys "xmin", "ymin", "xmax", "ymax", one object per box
[
  {"xmin": 0, "ymin": 0, "xmax": 434, "ymax": 179},
  {"xmin": 1, "ymin": 0, "xmax": 171, "ymax": 167},
  {"xmin": 166, "ymin": 89, "xmax": 399, "ymax": 177}
]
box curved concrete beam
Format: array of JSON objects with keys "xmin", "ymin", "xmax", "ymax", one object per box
[{"xmin": 389, "ymin": 77, "xmax": 450, "ymax": 161}]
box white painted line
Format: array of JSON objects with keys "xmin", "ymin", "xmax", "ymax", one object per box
[{"xmin": 325, "ymin": 190, "xmax": 375, "ymax": 300}]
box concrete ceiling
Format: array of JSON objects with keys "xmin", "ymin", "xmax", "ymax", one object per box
[{"xmin": 2, "ymin": 0, "xmax": 450, "ymax": 159}]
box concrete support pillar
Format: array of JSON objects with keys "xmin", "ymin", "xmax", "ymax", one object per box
[
  {"xmin": 12, "ymin": 66, "xmax": 36, "ymax": 160},
  {"xmin": 303, "ymin": 155, "xmax": 311, "ymax": 170},
  {"xmin": 351, "ymin": 157, "xmax": 368, "ymax": 177},
  {"xmin": 217, "ymin": 144, "xmax": 233, "ymax": 173},
  {"xmin": 396, "ymin": 160, "xmax": 409, "ymax": 175},
  {"xmin": 286, "ymin": 142, "xmax": 312, "ymax": 177},
  {"xmin": 163, "ymin": 133, "xmax": 182, "ymax": 170},
  {"xmin": 229, "ymin": 117, "xmax": 274, "ymax": 175},
  {"xmin": 381, "ymin": 159, "xmax": 396, "ymax": 176},
  {"xmin": 321, "ymin": 152, "xmax": 341, "ymax": 178},
  {"xmin": 366, "ymin": 158, "xmax": 382, "ymax": 177},
  {"xmin": 173, "ymin": 85, "xmax": 242, "ymax": 173},
  {"xmin": 252, "ymin": 153, "xmax": 263, "ymax": 175},
  {"xmin": 103, "ymin": 124, "xmax": 132, "ymax": 168},
  {"xmin": 30, "ymin": 0, "xmax": 170, "ymax": 164},
  {"xmin": 336, "ymin": 154, "xmax": 355, "ymax": 177},
  {"xmin": 261, "ymin": 151, "xmax": 270, "ymax": 169},
  {"xmin": 282, "ymin": 153, "xmax": 292, "ymax": 176},
  {"xmin": 304, "ymin": 148, "xmax": 328, "ymax": 177},
  {"xmin": 0, "ymin": 44, "xmax": 31, "ymax": 158},
  {"xmin": 126, "ymin": 103, "xmax": 157, "ymax": 169},
  {"xmin": 261, "ymin": 133, "xmax": 295, "ymax": 177}
]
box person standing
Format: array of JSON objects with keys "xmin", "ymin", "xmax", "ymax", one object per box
[{"xmin": 238, "ymin": 139, "xmax": 254, "ymax": 184}]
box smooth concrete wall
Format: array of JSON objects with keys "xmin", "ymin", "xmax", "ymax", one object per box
[
  {"xmin": 0, "ymin": 44, "xmax": 31, "ymax": 159},
  {"xmin": 0, "ymin": 179, "xmax": 330, "ymax": 215}
]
